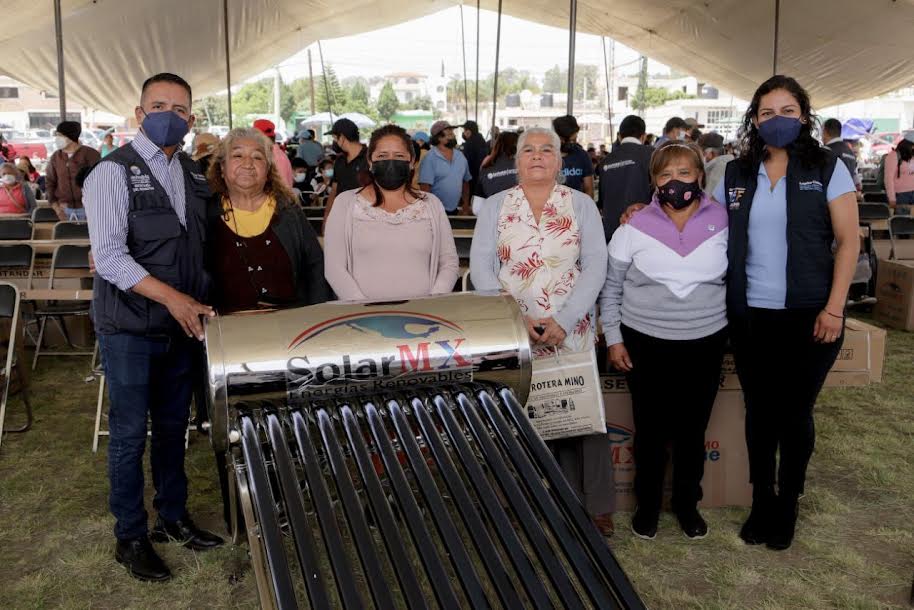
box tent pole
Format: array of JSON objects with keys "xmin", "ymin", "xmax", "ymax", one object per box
[
  {"xmin": 53, "ymin": 0, "xmax": 66, "ymax": 123},
  {"xmin": 475, "ymin": 0, "xmax": 480, "ymax": 121},
  {"xmin": 491, "ymin": 0, "xmax": 503, "ymax": 137},
  {"xmin": 566, "ymin": 0, "xmax": 577, "ymax": 116},
  {"xmin": 308, "ymin": 49, "xmax": 316, "ymax": 115},
  {"xmin": 223, "ymin": 0, "xmax": 233, "ymax": 129},
  {"xmin": 460, "ymin": 3, "xmax": 470, "ymax": 122},
  {"xmin": 317, "ymin": 39, "xmax": 334, "ymax": 122},
  {"xmin": 772, "ymin": 0, "xmax": 780, "ymax": 75},
  {"xmin": 602, "ymin": 36, "xmax": 614, "ymax": 142}
]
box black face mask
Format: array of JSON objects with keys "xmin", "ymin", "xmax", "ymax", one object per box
[
  {"xmin": 560, "ymin": 141, "xmax": 575, "ymax": 154},
  {"xmin": 657, "ymin": 179, "xmax": 703, "ymax": 210},
  {"xmin": 445, "ymin": 138, "xmax": 458, "ymax": 149},
  {"xmin": 371, "ymin": 159, "xmax": 411, "ymax": 190},
  {"xmin": 331, "ymin": 141, "xmax": 343, "ymax": 154}
]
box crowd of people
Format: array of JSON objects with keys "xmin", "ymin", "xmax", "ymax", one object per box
[{"xmin": 9, "ymin": 68, "xmax": 866, "ymax": 582}]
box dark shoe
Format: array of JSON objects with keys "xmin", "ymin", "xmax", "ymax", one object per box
[
  {"xmin": 766, "ymin": 497, "xmax": 799, "ymax": 551},
  {"xmin": 630, "ymin": 509, "xmax": 658, "ymax": 540},
  {"xmin": 740, "ymin": 499, "xmax": 773, "ymax": 545},
  {"xmin": 150, "ymin": 513, "xmax": 224, "ymax": 551},
  {"xmin": 593, "ymin": 513, "xmax": 615, "ymax": 537},
  {"xmin": 675, "ymin": 508, "xmax": 709, "ymax": 540},
  {"xmin": 115, "ymin": 536, "xmax": 172, "ymax": 582}
]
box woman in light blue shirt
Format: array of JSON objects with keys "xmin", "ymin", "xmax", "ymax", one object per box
[{"xmin": 717, "ymin": 75, "xmax": 859, "ymax": 552}]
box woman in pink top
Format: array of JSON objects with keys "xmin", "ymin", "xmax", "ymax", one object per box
[
  {"xmin": 324, "ymin": 124, "xmax": 459, "ymax": 301},
  {"xmin": 0, "ymin": 163, "xmax": 36, "ymax": 214},
  {"xmin": 884, "ymin": 138, "xmax": 914, "ymax": 214}
]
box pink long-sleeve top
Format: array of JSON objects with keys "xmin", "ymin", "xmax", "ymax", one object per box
[
  {"xmin": 323, "ymin": 188, "xmax": 459, "ymax": 301},
  {"xmin": 884, "ymin": 149, "xmax": 914, "ymax": 202}
]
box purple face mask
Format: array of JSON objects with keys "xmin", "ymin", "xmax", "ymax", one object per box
[{"xmin": 657, "ymin": 179, "xmax": 702, "ymax": 210}]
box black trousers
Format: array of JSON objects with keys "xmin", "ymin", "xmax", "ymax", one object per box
[
  {"xmin": 730, "ymin": 308, "xmax": 842, "ymax": 502},
  {"xmin": 622, "ymin": 324, "xmax": 728, "ymax": 514}
]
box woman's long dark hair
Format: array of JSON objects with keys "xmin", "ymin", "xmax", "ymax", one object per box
[
  {"xmin": 360, "ymin": 124, "xmax": 425, "ymax": 207},
  {"xmin": 481, "ymin": 131, "xmax": 518, "ymax": 169},
  {"xmin": 737, "ymin": 75, "xmax": 825, "ymax": 170},
  {"xmin": 896, "ymin": 139, "xmax": 914, "ymax": 178}
]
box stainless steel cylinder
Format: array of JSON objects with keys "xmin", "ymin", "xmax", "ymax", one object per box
[{"xmin": 204, "ymin": 292, "xmax": 532, "ymax": 452}]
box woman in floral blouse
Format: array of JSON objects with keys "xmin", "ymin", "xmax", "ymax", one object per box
[{"xmin": 469, "ymin": 127, "xmax": 614, "ymax": 536}]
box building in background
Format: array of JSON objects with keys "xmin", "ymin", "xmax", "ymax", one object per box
[{"xmin": 370, "ymin": 71, "xmax": 449, "ymax": 112}]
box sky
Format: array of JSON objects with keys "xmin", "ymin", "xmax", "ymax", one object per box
[{"xmin": 265, "ymin": 6, "xmax": 670, "ymax": 85}]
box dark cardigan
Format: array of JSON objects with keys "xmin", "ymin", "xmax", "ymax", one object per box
[{"xmin": 205, "ymin": 193, "xmax": 331, "ymax": 308}]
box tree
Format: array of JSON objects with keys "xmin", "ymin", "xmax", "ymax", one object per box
[
  {"xmin": 196, "ymin": 94, "xmax": 230, "ymax": 128},
  {"xmin": 348, "ymin": 80, "xmax": 370, "ymax": 106},
  {"xmin": 316, "ymin": 64, "xmax": 346, "ymax": 113},
  {"xmin": 544, "ymin": 65, "xmax": 565, "ymax": 93},
  {"xmin": 287, "ymin": 77, "xmax": 315, "ymax": 114},
  {"xmin": 411, "ymin": 95, "xmax": 434, "ymax": 111},
  {"xmin": 376, "ymin": 81, "xmax": 399, "ymax": 121},
  {"xmin": 631, "ymin": 56, "xmax": 650, "ymax": 114}
]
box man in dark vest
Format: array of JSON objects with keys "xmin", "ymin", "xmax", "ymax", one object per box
[
  {"xmin": 597, "ymin": 114, "xmax": 654, "ymax": 240},
  {"xmin": 83, "ymin": 72, "xmax": 223, "ymax": 583},
  {"xmin": 822, "ymin": 118, "xmax": 861, "ymax": 193}
]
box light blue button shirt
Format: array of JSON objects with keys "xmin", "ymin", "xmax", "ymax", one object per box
[
  {"xmin": 418, "ymin": 147, "xmax": 471, "ymax": 211},
  {"xmin": 712, "ymin": 160, "xmax": 855, "ymax": 309}
]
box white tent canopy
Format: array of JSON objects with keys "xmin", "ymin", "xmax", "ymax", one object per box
[{"xmin": 3, "ymin": 0, "xmax": 914, "ymax": 117}]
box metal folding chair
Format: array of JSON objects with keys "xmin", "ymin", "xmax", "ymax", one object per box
[
  {"xmin": 31, "ymin": 244, "xmax": 93, "ymax": 370},
  {"xmin": 52, "ymin": 221, "xmax": 90, "ymax": 240},
  {"xmin": 0, "ymin": 282, "xmax": 33, "ymax": 450},
  {"xmin": 0, "ymin": 219, "xmax": 33, "ymax": 241},
  {"xmin": 862, "ymin": 191, "xmax": 889, "ymax": 204},
  {"xmin": 455, "ymin": 235, "xmax": 472, "ymax": 264},
  {"xmin": 31, "ymin": 207, "xmax": 59, "ymax": 238},
  {"xmin": 889, "ymin": 215, "xmax": 914, "ymax": 260},
  {"xmin": 449, "ymin": 215, "xmax": 477, "ymax": 231},
  {"xmin": 462, "ymin": 268, "xmax": 475, "ymax": 292},
  {"xmin": 858, "ymin": 202, "xmax": 891, "ymax": 224}
]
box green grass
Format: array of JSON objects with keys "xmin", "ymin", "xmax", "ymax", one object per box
[{"xmin": 0, "ymin": 318, "xmax": 912, "ymax": 609}]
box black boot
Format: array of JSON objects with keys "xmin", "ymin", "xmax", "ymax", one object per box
[
  {"xmin": 150, "ymin": 513, "xmax": 225, "ymax": 551},
  {"xmin": 766, "ymin": 495, "xmax": 799, "ymax": 551},
  {"xmin": 115, "ymin": 536, "xmax": 172, "ymax": 582},
  {"xmin": 740, "ymin": 495, "xmax": 774, "ymax": 545}
]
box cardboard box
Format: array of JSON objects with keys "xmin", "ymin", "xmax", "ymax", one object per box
[
  {"xmin": 875, "ymin": 259, "xmax": 914, "ymax": 330},
  {"xmin": 718, "ymin": 318, "xmax": 885, "ymax": 390},
  {"xmin": 602, "ymin": 374, "xmax": 752, "ymax": 510}
]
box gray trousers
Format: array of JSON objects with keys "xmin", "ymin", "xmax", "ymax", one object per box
[{"xmin": 548, "ymin": 433, "xmax": 616, "ymax": 516}]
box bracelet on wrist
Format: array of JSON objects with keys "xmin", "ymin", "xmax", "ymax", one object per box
[{"xmin": 823, "ymin": 309, "xmax": 843, "ymax": 319}]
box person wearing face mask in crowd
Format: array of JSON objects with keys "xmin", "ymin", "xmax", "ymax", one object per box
[
  {"xmin": 714, "ymin": 75, "xmax": 859, "ymax": 551},
  {"xmin": 0, "ymin": 163, "xmax": 36, "ymax": 214},
  {"xmin": 83, "ymin": 72, "xmax": 223, "ymax": 583},
  {"xmin": 46, "ymin": 120, "xmax": 101, "ymax": 221},
  {"xmin": 654, "ymin": 117, "xmax": 689, "ymax": 149},
  {"xmin": 600, "ymin": 141, "xmax": 729, "ymax": 541},
  {"xmin": 321, "ymin": 118, "xmax": 369, "ymax": 230},
  {"xmin": 325, "ymin": 124, "xmax": 459, "ymax": 300},
  {"xmin": 310, "ymin": 159, "xmax": 335, "ymax": 199},
  {"xmin": 552, "ymin": 115, "xmax": 594, "ymax": 199},
  {"xmin": 418, "ymin": 121, "xmax": 472, "ymax": 215},
  {"xmin": 15, "ymin": 157, "xmax": 42, "ymax": 197},
  {"xmin": 410, "ymin": 131, "xmax": 430, "ymax": 189}
]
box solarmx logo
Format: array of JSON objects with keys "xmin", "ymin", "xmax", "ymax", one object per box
[
  {"xmin": 606, "ymin": 423, "xmax": 634, "ymax": 466},
  {"xmin": 285, "ymin": 311, "xmax": 473, "ymax": 396}
]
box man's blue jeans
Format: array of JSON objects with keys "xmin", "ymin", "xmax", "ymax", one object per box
[{"xmin": 98, "ymin": 333, "xmax": 195, "ymax": 540}]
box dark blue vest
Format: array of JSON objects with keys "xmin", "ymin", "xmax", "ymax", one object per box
[
  {"xmin": 92, "ymin": 145, "xmax": 211, "ymax": 336},
  {"xmin": 724, "ymin": 150, "xmax": 840, "ymax": 318}
]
